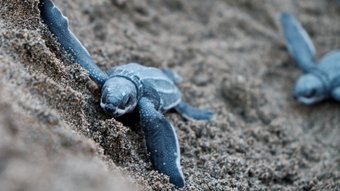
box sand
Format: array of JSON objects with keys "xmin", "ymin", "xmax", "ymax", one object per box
[{"xmin": 0, "ymin": 0, "xmax": 339, "ymax": 190}]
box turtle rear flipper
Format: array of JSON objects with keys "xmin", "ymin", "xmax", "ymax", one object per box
[
  {"xmin": 138, "ymin": 98, "xmax": 185, "ymax": 188},
  {"xmin": 161, "ymin": 69, "xmax": 183, "ymax": 84},
  {"xmin": 175, "ymin": 101, "xmax": 213, "ymax": 121},
  {"xmin": 39, "ymin": 0, "xmax": 108, "ymax": 86},
  {"xmin": 280, "ymin": 12, "xmax": 316, "ymax": 72}
]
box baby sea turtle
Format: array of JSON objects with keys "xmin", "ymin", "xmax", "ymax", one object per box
[
  {"xmin": 39, "ymin": 0, "xmax": 213, "ymax": 188},
  {"xmin": 280, "ymin": 12, "xmax": 340, "ymax": 104}
]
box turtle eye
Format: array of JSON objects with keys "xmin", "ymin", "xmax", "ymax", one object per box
[
  {"xmin": 305, "ymin": 89, "xmax": 316, "ymax": 98},
  {"xmin": 126, "ymin": 96, "xmax": 132, "ymax": 105}
]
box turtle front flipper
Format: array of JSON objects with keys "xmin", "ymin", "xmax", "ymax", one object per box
[
  {"xmin": 39, "ymin": 0, "xmax": 108, "ymax": 86},
  {"xmin": 280, "ymin": 12, "xmax": 316, "ymax": 72},
  {"xmin": 330, "ymin": 76, "xmax": 340, "ymax": 101},
  {"xmin": 138, "ymin": 97, "xmax": 185, "ymax": 188},
  {"xmin": 175, "ymin": 101, "xmax": 213, "ymax": 121}
]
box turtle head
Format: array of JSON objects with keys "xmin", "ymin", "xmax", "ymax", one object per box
[
  {"xmin": 293, "ymin": 74, "xmax": 327, "ymax": 104},
  {"xmin": 100, "ymin": 77, "xmax": 138, "ymax": 117}
]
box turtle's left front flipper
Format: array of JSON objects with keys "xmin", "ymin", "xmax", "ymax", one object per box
[
  {"xmin": 39, "ymin": 0, "xmax": 108, "ymax": 86},
  {"xmin": 280, "ymin": 12, "xmax": 316, "ymax": 72},
  {"xmin": 138, "ymin": 98, "xmax": 185, "ymax": 188}
]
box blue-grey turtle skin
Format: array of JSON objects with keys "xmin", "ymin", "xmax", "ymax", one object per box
[
  {"xmin": 39, "ymin": 0, "xmax": 213, "ymax": 188},
  {"xmin": 39, "ymin": 0, "xmax": 108, "ymax": 85},
  {"xmin": 280, "ymin": 12, "xmax": 340, "ymax": 104},
  {"xmin": 100, "ymin": 64, "xmax": 213, "ymax": 188}
]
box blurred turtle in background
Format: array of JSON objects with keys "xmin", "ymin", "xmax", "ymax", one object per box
[{"xmin": 280, "ymin": 12, "xmax": 340, "ymax": 104}]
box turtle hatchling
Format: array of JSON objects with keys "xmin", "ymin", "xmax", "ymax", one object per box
[
  {"xmin": 39, "ymin": 0, "xmax": 213, "ymax": 188},
  {"xmin": 280, "ymin": 12, "xmax": 340, "ymax": 104}
]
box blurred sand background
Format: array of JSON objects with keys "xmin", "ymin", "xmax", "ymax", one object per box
[{"xmin": 0, "ymin": 0, "xmax": 339, "ymax": 190}]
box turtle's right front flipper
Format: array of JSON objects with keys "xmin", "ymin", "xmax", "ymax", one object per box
[
  {"xmin": 39, "ymin": 0, "xmax": 108, "ymax": 86},
  {"xmin": 280, "ymin": 12, "xmax": 316, "ymax": 72},
  {"xmin": 138, "ymin": 98, "xmax": 185, "ymax": 188}
]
